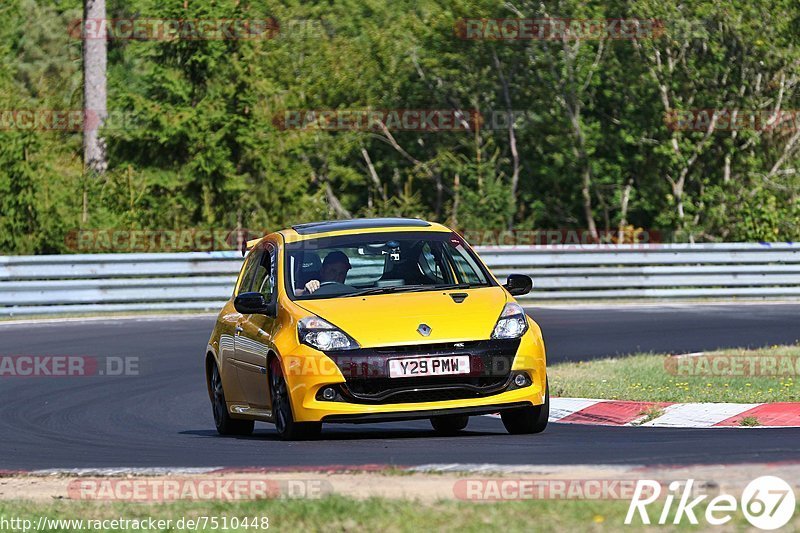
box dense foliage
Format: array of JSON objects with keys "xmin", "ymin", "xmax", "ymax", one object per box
[{"xmin": 1, "ymin": 0, "xmax": 799, "ymax": 253}]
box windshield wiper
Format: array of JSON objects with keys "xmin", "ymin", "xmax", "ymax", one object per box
[
  {"xmin": 338, "ymin": 284, "xmax": 435, "ymax": 297},
  {"xmin": 431, "ymin": 283, "xmax": 490, "ymax": 290},
  {"xmin": 339, "ymin": 283, "xmax": 485, "ymax": 298},
  {"xmin": 432, "ymin": 283, "xmax": 473, "ymax": 290}
]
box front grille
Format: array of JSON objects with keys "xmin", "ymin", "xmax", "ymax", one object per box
[
  {"xmin": 325, "ymin": 338, "xmax": 521, "ymax": 404},
  {"xmin": 339, "ymin": 375, "xmax": 510, "ymax": 404},
  {"xmin": 347, "ymin": 374, "xmax": 505, "ymax": 395}
]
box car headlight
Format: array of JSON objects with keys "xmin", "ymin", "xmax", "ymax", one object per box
[
  {"xmin": 491, "ymin": 302, "xmax": 529, "ymax": 339},
  {"xmin": 298, "ymin": 316, "xmax": 359, "ymax": 351}
]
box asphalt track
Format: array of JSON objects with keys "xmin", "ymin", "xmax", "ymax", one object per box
[{"xmin": 1, "ymin": 303, "xmax": 799, "ymax": 470}]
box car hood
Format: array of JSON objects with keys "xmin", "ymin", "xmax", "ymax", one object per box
[{"xmin": 294, "ymin": 286, "xmax": 509, "ymax": 348}]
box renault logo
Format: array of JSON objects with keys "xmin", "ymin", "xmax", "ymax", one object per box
[{"xmin": 417, "ymin": 323, "xmax": 432, "ymax": 336}]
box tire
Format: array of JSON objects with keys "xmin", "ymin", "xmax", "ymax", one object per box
[
  {"xmin": 269, "ymin": 358, "xmax": 322, "ymax": 441},
  {"xmin": 210, "ymin": 361, "xmax": 254, "ymax": 436},
  {"xmin": 501, "ymin": 384, "xmax": 549, "ymax": 435},
  {"xmin": 430, "ymin": 414, "xmax": 469, "ymax": 435}
]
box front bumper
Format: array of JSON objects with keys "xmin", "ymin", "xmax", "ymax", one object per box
[
  {"xmin": 322, "ymin": 401, "xmax": 534, "ymax": 424},
  {"xmin": 282, "ymin": 325, "xmax": 547, "ymax": 423},
  {"xmin": 307, "ymin": 385, "xmax": 544, "ymax": 423}
]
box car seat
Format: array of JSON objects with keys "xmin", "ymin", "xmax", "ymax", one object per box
[{"xmin": 293, "ymin": 251, "xmax": 322, "ymax": 290}]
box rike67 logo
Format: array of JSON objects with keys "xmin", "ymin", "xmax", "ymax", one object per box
[{"xmin": 626, "ymin": 476, "xmax": 795, "ymax": 530}]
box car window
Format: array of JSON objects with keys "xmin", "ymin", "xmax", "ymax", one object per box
[
  {"xmin": 251, "ymin": 244, "xmax": 276, "ymax": 301},
  {"xmin": 236, "ymin": 247, "xmax": 262, "ymax": 296},
  {"xmin": 237, "ymin": 242, "xmax": 276, "ymax": 300},
  {"xmin": 284, "ymin": 231, "xmax": 494, "ymax": 300},
  {"xmin": 446, "ymin": 241, "xmax": 488, "ymax": 285}
]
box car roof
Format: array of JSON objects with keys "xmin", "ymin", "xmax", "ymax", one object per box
[
  {"xmin": 277, "ymin": 218, "xmax": 452, "ymax": 243},
  {"xmin": 292, "ymin": 217, "xmax": 431, "ymax": 235}
]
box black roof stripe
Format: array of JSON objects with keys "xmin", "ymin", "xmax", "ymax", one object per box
[{"xmin": 291, "ymin": 218, "xmax": 432, "ymax": 235}]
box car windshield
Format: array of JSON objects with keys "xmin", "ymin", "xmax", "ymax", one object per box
[{"xmin": 285, "ymin": 231, "xmax": 492, "ymax": 300}]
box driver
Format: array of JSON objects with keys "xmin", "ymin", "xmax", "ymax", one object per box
[{"xmin": 304, "ymin": 251, "xmax": 351, "ymax": 294}]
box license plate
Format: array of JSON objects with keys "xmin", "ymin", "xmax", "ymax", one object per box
[{"xmin": 388, "ymin": 355, "xmax": 470, "ymax": 378}]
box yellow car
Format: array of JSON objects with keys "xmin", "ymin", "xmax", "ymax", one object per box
[{"xmin": 205, "ymin": 218, "xmax": 548, "ymax": 440}]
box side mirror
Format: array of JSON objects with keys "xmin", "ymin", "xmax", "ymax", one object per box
[
  {"xmin": 504, "ymin": 274, "xmax": 532, "ymax": 296},
  {"xmin": 234, "ymin": 292, "xmax": 277, "ymax": 316}
]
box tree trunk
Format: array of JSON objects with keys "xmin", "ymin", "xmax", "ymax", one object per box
[
  {"xmin": 83, "ymin": 0, "xmax": 107, "ymax": 176},
  {"xmin": 617, "ymin": 178, "xmax": 633, "ymax": 242},
  {"xmin": 580, "ymin": 166, "xmax": 598, "ymax": 242},
  {"xmin": 492, "ymin": 50, "xmax": 520, "ymax": 230},
  {"xmin": 324, "ymin": 182, "xmax": 352, "ymax": 219}
]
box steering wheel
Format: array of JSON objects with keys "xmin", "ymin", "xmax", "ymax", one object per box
[{"xmin": 311, "ymin": 281, "xmax": 350, "ymax": 296}]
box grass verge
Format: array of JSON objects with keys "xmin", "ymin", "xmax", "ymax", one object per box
[
  {"xmin": 549, "ymin": 344, "xmax": 800, "ymax": 403},
  {"xmin": 0, "ymin": 496, "xmax": 782, "ymax": 532}
]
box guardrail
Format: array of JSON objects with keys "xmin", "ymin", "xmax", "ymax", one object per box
[{"xmin": 1, "ymin": 243, "xmax": 799, "ymax": 315}]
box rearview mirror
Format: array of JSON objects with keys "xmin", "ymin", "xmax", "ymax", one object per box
[
  {"xmin": 234, "ymin": 292, "xmax": 276, "ymax": 316},
  {"xmin": 504, "ymin": 274, "xmax": 532, "ymax": 296}
]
